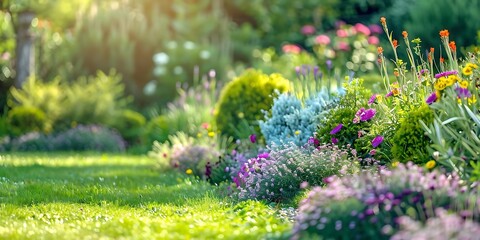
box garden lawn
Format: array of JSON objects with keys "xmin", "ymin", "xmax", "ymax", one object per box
[{"xmin": 0, "ymin": 153, "xmax": 291, "ymax": 239}]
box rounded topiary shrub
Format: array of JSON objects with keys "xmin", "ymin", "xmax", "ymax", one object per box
[
  {"xmin": 391, "ymin": 103, "xmax": 434, "ymax": 164},
  {"xmin": 7, "ymin": 106, "xmax": 48, "ymax": 136},
  {"xmin": 110, "ymin": 109, "xmax": 146, "ymax": 144},
  {"xmin": 215, "ymin": 69, "xmax": 289, "ymax": 139}
]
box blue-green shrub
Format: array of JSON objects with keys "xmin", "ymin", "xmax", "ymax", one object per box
[{"xmin": 260, "ymin": 92, "xmax": 338, "ymax": 146}]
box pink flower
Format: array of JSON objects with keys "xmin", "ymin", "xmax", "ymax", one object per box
[
  {"xmin": 282, "ymin": 44, "xmax": 301, "ymax": 54},
  {"xmin": 368, "ymin": 36, "xmax": 379, "ymax": 45},
  {"xmin": 337, "ymin": 41, "xmax": 350, "ymax": 51},
  {"xmin": 300, "ymin": 181, "xmax": 309, "ymax": 189},
  {"xmin": 301, "ymin": 25, "xmax": 316, "ymax": 35},
  {"xmin": 354, "ymin": 23, "xmax": 371, "ymax": 36},
  {"xmin": 336, "ymin": 29, "xmax": 348, "ymax": 38},
  {"xmin": 330, "ymin": 123, "xmax": 343, "ymax": 135},
  {"xmin": 315, "ymin": 34, "xmax": 331, "ymax": 45},
  {"xmin": 369, "ymin": 149, "xmax": 377, "ymax": 155}
]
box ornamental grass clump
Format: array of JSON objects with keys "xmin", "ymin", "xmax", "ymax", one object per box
[
  {"xmin": 399, "ymin": 26, "xmax": 480, "ymax": 179},
  {"xmin": 292, "ymin": 162, "xmax": 478, "ymax": 239},
  {"xmin": 235, "ymin": 142, "xmax": 361, "ymax": 203}
]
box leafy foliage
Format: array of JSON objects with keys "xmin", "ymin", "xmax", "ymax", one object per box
[
  {"xmin": 391, "ymin": 104, "xmax": 434, "ymax": 164},
  {"xmin": 7, "ymin": 106, "xmax": 47, "ymax": 136}
]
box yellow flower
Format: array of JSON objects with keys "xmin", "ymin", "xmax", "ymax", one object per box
[
  {"xmin": 392, "ymin": 88, "xmax": 400, "ymax": 96},
  {"xmin": 468, "ymin": 95, "xmax": 477, "ymax": 105},
  {"xmin": 391, "ymin": 161, "xmax": 399, "ymax": 168},
  {"xmin": 445, "ymin": 75, "xmax": 456, "ymax": 86},
  {"xmin": 197, "ymin": 133, "xmax": 202, "ymax": 138},
  {"xmin": 295, "ymin": 130, "xmax": 301, "ymax": 135},
  {"xmin": 376, "ymin": 94, "xmax": 383, "ymax": 103},
  {"xmin": 186, "ymin": 169, "xmax": 193, "ymax": 175},
  {"xmin": 434, "ymin": 79, "xmax": 446, "ymax": 91},
  {"xmin": 208, "ymin": 131, "xmax": 215, "ymax": 137},
  {"xmin": 459, "ymin": 80, "xmax": 469, "ymax": 89},
  {"xmin": 425, "ymin": 160, "xmax": 436, "ymax": 169},
  {"xmin": 466, "ymin": 63, "xmax": 478, "ymax": 69},
  {"xmin": 463, "ymin": 67, "xmax": 473, "ymax": 76}
]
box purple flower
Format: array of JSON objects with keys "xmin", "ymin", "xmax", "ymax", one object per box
[
  {"xmin": 249, "ymin": 134, "xmax": 257, "ymax": 143},
  {"xmin": 354, "ymin": 108, "xmax": 376, "ymax": 123},
  {"xmin": 360, "ymin": 109, "xmax": 376, "ymax": 121},
  {"xmin": 371, "ymin": 135, "xmax": 384, "ymax": 148},
  {"xmin": 368, "ymin": 94, "xmax": 377, "ymax": 105},
  {"xmin": 331, "ymin": 137, "xmax": 339, "ymax": 144},
  {"xmin": 330, "ymin": 123, "xmax": 343, "ymax": 135},
  {"xmin": 434, "ymin": 70, "xmax": 458, "ymax": 79},
  {"xmin": 456, "ymin": 87, "xmax": 472, "ymax": 98},
  {"xmin": 326, "ymin": 60, "xmax": 333, "ymax": 70},
  {"xmin": 386, "ymin": 91, "xmax": 393, "ymax": 98},
  {"xmin": 426, "ymin": 92, "xmax": 438, "ymax": 105}
]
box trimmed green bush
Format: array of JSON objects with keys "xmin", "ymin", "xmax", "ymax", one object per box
[
  {"xmin": 215, "ymin": 69, "xmax": 289, "ymax": 139},
  {"xmin": 7, "ymin": 106, "xmax": 48, "ymax": 136},
  {"xmin": 391, "ymin": 104, "xmax": 434, "ymax": 164}
]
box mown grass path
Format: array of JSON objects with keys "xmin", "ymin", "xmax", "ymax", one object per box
[{"xmin": 0, "ymin": 153, "xmax": 291, "ymax": 239}]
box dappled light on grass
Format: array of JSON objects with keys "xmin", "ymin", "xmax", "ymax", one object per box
[{"xmin": 0, "ymin": 153, "xmax": 291, "ymax": 239}]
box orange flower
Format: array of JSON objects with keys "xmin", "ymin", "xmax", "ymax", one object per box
[
  {"xmin": 392, "ymin": 39, "xmax": 398, "ymax": 48},
  {"xmin": 380, "ymin": 17, "xmax": 386, "ymax": 26},
  {"xmin": 393, "ymin": 70, "xmax": 399, "ymax": 77},
  {"xmin": 439, "ymin": 29, "xmax": 449, "ymax": 38},
  {"xmin": 430, "ymin": 47, "xmax": 434, "ymax": 53},
  {"xmin": 449, "ymin": 41, "xmax": 456, "ymax": 52},
  {"xmin": 440, "ymin": 57, "xmax": 445, "ymax": 63},
  {"xmin": 402, "ymin": 31, "xmax": 408, "ymax": 38},
  {"xmin": 377, "ymin": 47, "xmax": 383, "ymax": 54}
]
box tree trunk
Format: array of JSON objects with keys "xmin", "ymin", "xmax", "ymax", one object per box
[{"xmin": 14, "ymin": 11, "xmax": 35, "ymax": 88}]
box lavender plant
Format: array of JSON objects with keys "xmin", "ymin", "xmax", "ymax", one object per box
[
  {"xmin": 391, "ymin": 208, "xmax": 480, "ymax": 240},
  {"xmin": 235, "ymin": 142, "xmax": 361, "ymax": 203},
  {"xmin": 292, "ymin": 163, "xmax": 479, "ymax": 239}
]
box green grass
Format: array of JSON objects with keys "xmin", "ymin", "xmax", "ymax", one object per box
[{"xmin": 0, "ymin": 153, "xmax": 292, "ymax": 239}]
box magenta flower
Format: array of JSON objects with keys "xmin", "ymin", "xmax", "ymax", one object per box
[
  {"xmin": 434, "ymin": 70, "xmax": 458, "ymax": 79},
  {"xmin": 330, "ymin": 123, "xmax": 343, "ymax": 135},
  {"xmin": 368, "ymin": 94, "xmax": 378, "ymax": 105},
  {"xmin": 257, "ymin": 152, "xmax": 269, "ymax": 159},
  {"xmin": 386, "ymin": 91, "xmax": 394, "ymax": 98},
  {"xmin": 354, "ymin": 108, "xmax": 376, "ymax": 123},
  {"xmin": 249, "ymin": 134, "xmax": 257, "ymax": 143},
  {"xmin": 371, "ymin": 135, "xmax": 384, "ymax": 148},
  {"xmin": 361, "ymin": 109, "xmax": 376, "ymax": 121},
  {"xmin": 426, "ymin": 92, "xmax": 438, "ymax": 105},
  {"xmin": 331, "ymin": 137, "xmax": 339, "ymax": 144}
]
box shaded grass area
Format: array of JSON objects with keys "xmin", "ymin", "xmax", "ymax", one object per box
[{"xmin": 0, "ymin": 153, "xmax": 291, "ymax": 239}]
